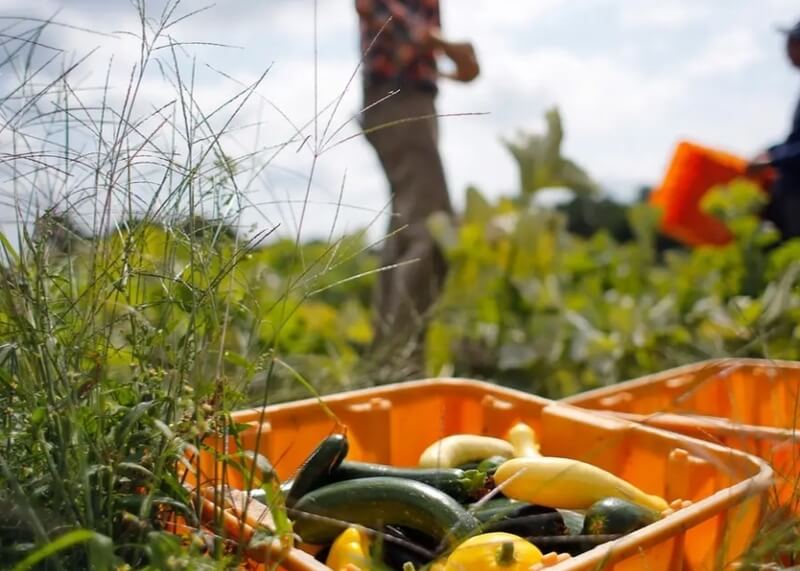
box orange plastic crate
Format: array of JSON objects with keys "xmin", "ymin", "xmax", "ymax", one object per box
[
  {"xmin": 183, "ymin": 378, "xmax": 772, "ymax": 571},
  {"xmin": 649, "ymin": 141, "xmax": 773, "ymax": 247},
  {"xmin": 563, "ymin": 359, "xmax": 800, "ymax": 511}
]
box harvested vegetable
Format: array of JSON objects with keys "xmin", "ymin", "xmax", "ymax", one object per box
[
  {"xmin": 506, "ymin": 422, "xmax": 541, "ymax": 457},
  {"xmin": 582, "ymin": 497, "xmax": 660, "ymax": 535},
  {"xmin": 381, "ymin": 526, "xmax": 437, "ymax": 570},
  {"xmin": 419, "ymin": 435, "xmax": 514, "ymax": 469},
  {"xmin": 529, "ymin": 534, "xmax": 620, "ymax": 557},
  {"xmin": 286, "ymin": 432, "xmax": 349, "ymax": 507},
  {"xmin": 326, "ymin": 526, "xmax": 371, "ymax": 571},
  {"xmin": 291, "ymin": 477, "xmax": 480, "ymax": 547},
  {"xmin": 469, "ymin": 498, "xmax": 567, "ymax": 537},
  {"xmin": 443, "ymin": 532, "xmax": 543, "ymax": 570},
  {"xmin": 331, "ymin": 461, "xmax": 486, "ymax": 503},
  {"xmin": 494, "ymin": 457, "xmax": 669, "ymax": 511},
  {"xmin": 476, "ymin": 455, "xmax": 508, "ymax": 476}
]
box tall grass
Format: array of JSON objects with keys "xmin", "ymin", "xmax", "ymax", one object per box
[{"xmin": 0, "ymin": 2, "xmax": 391, "ymax": 568}]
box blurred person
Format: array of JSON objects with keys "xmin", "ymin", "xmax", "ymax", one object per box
[
  {"xmin": 749, "ymin": 19, "xmax": 800, "ymax": 239},
  {"xmin": 356, "ymin": 0, "xmax": 479, "ymax": 370}
]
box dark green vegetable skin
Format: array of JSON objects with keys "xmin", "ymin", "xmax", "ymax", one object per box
[
  {"xmin": 380, "ymin": 526, "xmax": 437, "ymax": 569},
  {"xmin": 582, "ymin": 497, "xmax": 660, "ymax": 536},
  {"xmin": 486, "ymin": 512, "xmax": 567, "ymax": 536},
  {"xmin": 531, "ymin": 497, "xmax": 660, "ymax": 557},
  {"xmin": 476, "ymin": 455, "xmax": 508, "ymax": 475},
  {"xmin": 331, "ymin": 461, "xmax": 485, "ymax": 503},
  {"xmin": 521, "ymin": 506, "xmax": 626, "ymax": 557},
  {"xmin": 530, "ymin": 534, "xmax": 622, "ymax": 557},
  {"xmin": 469, "ymin": 498, "xmax": 524, "ymax": 522},
  {"xmin": 456, "ymin": 460, "xmax": 481, "ymax": 471},
  {"xmin": 476, "ymin": 505, "xmax": 567, "ymax": 537},
  {"xmin": 290, "ymin": 476, "xmax": 480, "ymax": 548},
  {"xmin": 285, "ymin": 433, "xmax": 348, "ymax": 508},
  {"xmin": 456, "ymin": 455, "xmax": 508, "ymax": 474},
  {"xmin": 469, "ymin": 498, "xmax": 567, "ymax": 536}
]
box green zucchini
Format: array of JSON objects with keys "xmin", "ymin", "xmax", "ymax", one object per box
[
  {"xmin": 285, "ymin": 433, "xmax": 348, "ymax": 507},
  {"xmin": 582, "ymin": 497, "xmax": 660, "ymax": 536},
  {"xmin": 379, "ymin": 526, "xmax": 437, "ymax": 569},
  {"xmin": 468, "ymin": 497, "xmax": 520, "ymax": 521},
  {"xmin": 469, "ymin": 499, "xmax": 566, "ymax": 537},
  {"xmin": 455, "ymin": 460, "xmax": 481, "ymax": 471},
  {"xmin": 456, "ymin": 455, "xmax": 507, "ymax": 472},
  {"xmin": 476, "ymin": 455, "xmax": 508, "ymax": 475},
  {"xmin": 484, "ymin": 510, "xmax": 567, "ymax": 537},
  {"xmin": 529, "ymin": 534, "xmax": 623, "ymax": 556},
  {"xmin": 558, "ymin": 509, "xmax": 585, "ymax": 535},
  {"xmin": 331, "ymin": 461, "xmax": 486, "ymax": 503},
  {"xmin": 290, "ymin": 476, "xmax": 480, "ymax": 548}
]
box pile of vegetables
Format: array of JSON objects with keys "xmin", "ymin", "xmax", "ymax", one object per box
[{"xmin": 219, "ymin": 422, "xmax": 681, "ymax": 571}]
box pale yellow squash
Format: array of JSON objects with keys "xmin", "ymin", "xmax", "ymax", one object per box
[{"xmin": 494, "ymin": 456, "xmax": 669, "ymax": 512}]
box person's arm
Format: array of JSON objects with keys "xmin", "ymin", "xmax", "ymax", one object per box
[
  {"xmin": 767, "ymin": 139, "xmax": 800, "ymax": 168},
  {"xmin": 765, "ymin": 100, "xmax": 800, "ymax": 168},
  {"xmin": 356, "ymin": 0, "xmax": 478, "ymax": 83},
  {"xmin": 429, "ymin": 29, "xmax": 480, "ymax": 83},
  {"xmin": 750, "ymin": 140, "xmax": 800, "ymax": 175}
]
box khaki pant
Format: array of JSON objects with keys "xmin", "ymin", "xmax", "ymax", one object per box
[{"xmin": 362, "ymin": 85, "xmax": 453, "ymax": 357}]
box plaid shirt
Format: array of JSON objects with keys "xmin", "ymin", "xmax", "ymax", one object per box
[{"xmin": 356, "ymin": 0, "xmax": 440, "ymax": 92}]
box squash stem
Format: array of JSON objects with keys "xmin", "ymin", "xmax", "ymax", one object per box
[
  {"xmin": 496, "ymin": 541, "xmax": 516, "ymax": 566},
  {"xmin": 461, "ymin": 469, "xmax": 488, "ymax": 495}
]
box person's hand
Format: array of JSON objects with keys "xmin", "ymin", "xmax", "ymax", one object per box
[
  {"xmin": 746, "ymin": 152, "xmax": 772, "ymax": 176},
  {"xmin": 440, "ymin": 40, "xmax": 480, "ymax": 83},
  {"xmin": 425, "ymin": 29, "xmax": 480, "ymax": 83}
]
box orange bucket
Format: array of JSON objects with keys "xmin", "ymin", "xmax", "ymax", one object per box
[{"xmin": 649, "ymin": 141, "xmax": 774, "ymax": 246}]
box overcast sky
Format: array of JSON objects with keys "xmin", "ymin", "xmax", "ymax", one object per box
[{"xmin": 1, "ymin": 0, "xmax": 799, "ymax": 243}]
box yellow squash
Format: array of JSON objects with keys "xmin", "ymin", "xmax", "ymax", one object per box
[
  {"xmin": 494, "ymin": 456, "xmax": 669, "ymax": 512},
  {"xmin": 443, "ymin": 532, "xmax": 543, "ymax": 571},
  {"xmin": 419, "ymin": 435, "xmax": 514, "ymax": 468},
  {"xmin": 326, "ymin": 526, "xmax": 370, "ymax": 571},
  {"xmin": 506, "ymin": 422, "xmax": 541, "ymax": 457}
]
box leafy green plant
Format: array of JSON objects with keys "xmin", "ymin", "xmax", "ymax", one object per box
[
  {"xmin": 427, "ymin": 179, "xmax": 800, "ymax": 397},
  {"xmin": 502, "ymin": 107, "xmax": 598, "ymax": 197}
]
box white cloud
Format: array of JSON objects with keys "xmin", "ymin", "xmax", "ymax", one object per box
[
  {"xmin": 619, "ymin": 1, "xmax": 707, "ymax": 30},
  {"xmin": 1, "ymin": 0, "xmax": 798, "ymax": 246},
  {"xmin": 686, "ymin": 30, "xmax": 762, "ymax": 77},
  {"xmin": 433, "ymin": 34, "xmax": 689, "ymax": 191},
  {"xmin": 442, "ymin": 0, "xmax": 565, "ymax": 35}
]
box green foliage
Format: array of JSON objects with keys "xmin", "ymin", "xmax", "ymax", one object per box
[
  {"xmin": 0, "ymin": 211, "xmax": 378, "ymax": 568},
  {"xmin": 502, "ymin": 107, "xmax": 598, "ymax": 197},
  {"xmin": 557, "ymin": 194, "xmax": 634, "ymax": 243},
  {"xmin": 427, "ymin": 181, "xmax": 800, "ymax": 397}
]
